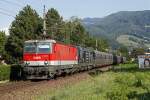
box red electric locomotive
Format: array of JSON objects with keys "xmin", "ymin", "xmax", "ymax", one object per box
[{"xmin": 23, "ymin": 39, "xmax": 78, "ymax": 79}]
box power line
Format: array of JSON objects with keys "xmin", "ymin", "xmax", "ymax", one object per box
[
  {"xmin": 0, "ymin": 0, "xmax": 23, "ymax": 7},
  {"xmin": 0, "ymin": 11, "xmax": 15, "ymax": 18},
  {"xmin": 14, "ymin": 0, "xmax": 24, "ymax": 4},
  {"xmin": 0, "ymin": 7, "xmax": 16, "ymax": 13}
]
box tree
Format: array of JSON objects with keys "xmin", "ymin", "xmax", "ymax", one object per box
[
  {"xmin": 5, "ymin": 5, "xmax": 43, "ymax": 64},
  {"xmin": 130, "ymin": 48, "xmax": 145, "ymax": 58},
  {"xmin": 0, "ymin": 31, "xmax": 6, "ymax": 57},
  {"xmin": 46, "ymin": 8, "xmax": 64, "ymax": 41},
  {"xmin": 97, "ymin": 38, "xmax": 109, "ymax": 52},
  {"xmin": 117, "ymin": 46, "xmax": 128, "ymax": 57},
  {"xmin": 84, "ymin": 37, "xmax": 109, "ymax": 52},
  {"xmin": 71, "ymin": 22, "xmax": 87, "ymax": 45},
  {"xmin": 65, "ymin": 17, "xmax": 88, "ymax": 46}
]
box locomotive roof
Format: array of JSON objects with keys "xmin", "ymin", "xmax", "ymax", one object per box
[
  {"xmin": 25, "ymin": 39, "xmax": 56, "ymax": 43},
  {"xmin": 25, "ymin": 39, "xmax": 77, "ymax": 47}
]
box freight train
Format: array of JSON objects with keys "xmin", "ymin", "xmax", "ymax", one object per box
[{"xmin": 23, "ymin": 39, "xmax": 126, "ymax": 79}]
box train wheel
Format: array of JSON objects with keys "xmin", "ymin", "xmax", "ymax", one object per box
[
  {"xmin": 144, "ymin": 59, "xmax": 150, "ymax": 67},
  {"xmin": 47, "ymin": 73, "xmax": 55, "ymax": 80}
]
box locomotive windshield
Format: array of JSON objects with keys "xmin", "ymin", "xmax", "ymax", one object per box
[
  {"xmin": 24, "ymin": 42, "xmax": 51, "ymax": 53},
  {"xmin": 37, "ymin": 43, "xmax": 51, "ymax": 53},
  {"xmin": 24, "ymin": 42, "xmax": 36, "ymax": 53}
]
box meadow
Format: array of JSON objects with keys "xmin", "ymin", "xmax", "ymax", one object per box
[{"xmin": 37, "ymin": 63, "xmax": 150, "ymax": 100}]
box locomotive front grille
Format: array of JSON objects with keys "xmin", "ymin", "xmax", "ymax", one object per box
[
  {"xmin": 24, "ymin": 61, "xmax": 47, "ymax": 66},
  {"xmin": 24, "ymin": 67, "xmax": 49, "ymax": 75}
]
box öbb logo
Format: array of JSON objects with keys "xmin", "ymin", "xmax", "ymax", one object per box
[{"xmin": 33, "ymin": 56, "xmax": 41, "ymax": 60}]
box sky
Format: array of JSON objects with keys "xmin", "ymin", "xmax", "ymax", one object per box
[{"xmin": 0, "ymin": 0, "xmax": 150, "ymax": 29}]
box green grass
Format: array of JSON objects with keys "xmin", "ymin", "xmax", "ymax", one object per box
[{"xmin": 37, "ymin": 63, "xmax": 150, "ymax": 100}]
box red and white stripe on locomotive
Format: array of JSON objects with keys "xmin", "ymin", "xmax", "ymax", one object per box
[{"xmin": 23, "ymin": 40, "xmax": 78, "ymax": 66}]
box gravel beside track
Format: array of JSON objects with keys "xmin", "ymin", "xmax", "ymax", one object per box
[
  {"xmin": 0, "ymin": 81, "xmax": 47, "ymax": 95},
  {"xmin": 0, "ymin": 73, "xmax": 89, "ymax": 100}
]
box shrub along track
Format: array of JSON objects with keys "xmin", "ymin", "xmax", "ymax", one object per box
[{"xmin": 0, "ymin": 66, "xmax": 111, "ymax": 100}]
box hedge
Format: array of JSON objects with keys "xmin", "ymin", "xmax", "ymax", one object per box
[
  {"xmin": 0, "ymin": 65, "xmax": 22, "ymax": 81},
  {"xmin": 0, "ymin": 65, "xmax": 11, "ymax": 81}
]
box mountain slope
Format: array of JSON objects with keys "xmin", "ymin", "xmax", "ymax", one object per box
[{"xmin": 82, "ymin": 10, "xmax": 150, "ymax": 48}]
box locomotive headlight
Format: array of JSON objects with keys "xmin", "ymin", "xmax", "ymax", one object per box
[
  {"xmin": 44, "ymin": 61, "xmax": 48, "ymax": 65},
  {"xmin": 24, "ymin": 61, "xmax": 30, "ymax": 66}
]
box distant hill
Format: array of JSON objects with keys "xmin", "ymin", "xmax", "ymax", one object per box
[{"xmin": 82, "ymin": 10, "xmax": 150, "ymax": 48}]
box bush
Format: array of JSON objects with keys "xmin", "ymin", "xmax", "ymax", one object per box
[
  {"xmin": 0, "ymin": 64, "xmax": 22, "ymax": 81},
  {"xmin": 105, "ymin": 85, "xmax": 129, "ymax": 100},
  {"xmin": 0, "ymin": 65, "xmax": 11, "ymax": 81},
  {"xmin": 106, "ymin": 90, "xmax": 128, "ymax": 100},
  {"xmin": 127, "ymin": 91, "xmax": 137, "ymax": 99}
]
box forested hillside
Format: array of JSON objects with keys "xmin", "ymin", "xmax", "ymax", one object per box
[{"xmin": 82, "ymin": 10, "xmax": 150, "ymax": 48}]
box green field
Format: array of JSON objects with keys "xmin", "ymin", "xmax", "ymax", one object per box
[
  {"xmin": 116, "ymin": 35, "xmax": 150, "ymax": 48},
  {"xmin": 36, "ymin": 64, "xmax": 150, "ymax": 100}
]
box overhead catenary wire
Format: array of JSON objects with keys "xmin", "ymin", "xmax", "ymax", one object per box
[
  {"xmin": 14, "ymin": 0, "xmax": 24, "ymax": 4},
  {"xmin": 0, "ymin": 7, "xmax": 16, "ymax": 13},
  {"xmin": 0, "ymin": 0, "xmax": 23, "ymax": 18},
  {"xmin": 0, "ymin": 10, "xmax": 15, "ymax": 18},
  {"xmin": 0, "ymin": 0, "xmax": 23, "ymax": 7}
]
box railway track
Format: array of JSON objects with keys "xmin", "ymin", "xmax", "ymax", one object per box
[
  {"xmin": 0, "ymin": 66, "xmax": 112, "ymax": 99},
  {"xmin": 0, "ymin": 73, "xmax": 89, "ymax": 99}
]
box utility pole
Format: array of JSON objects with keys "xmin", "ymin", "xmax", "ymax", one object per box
[
  {"xmin": 96, "ymin": 39, "xmax": 98, "ymax": 51},
  {"xmin": 43, "ymin": 5, "xmax": 46, "ymax": 38}
]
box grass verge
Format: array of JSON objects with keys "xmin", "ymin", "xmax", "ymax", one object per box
[{"xmin": 36, "ymin": 63, "xmax": 150, "ymax": 100}]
